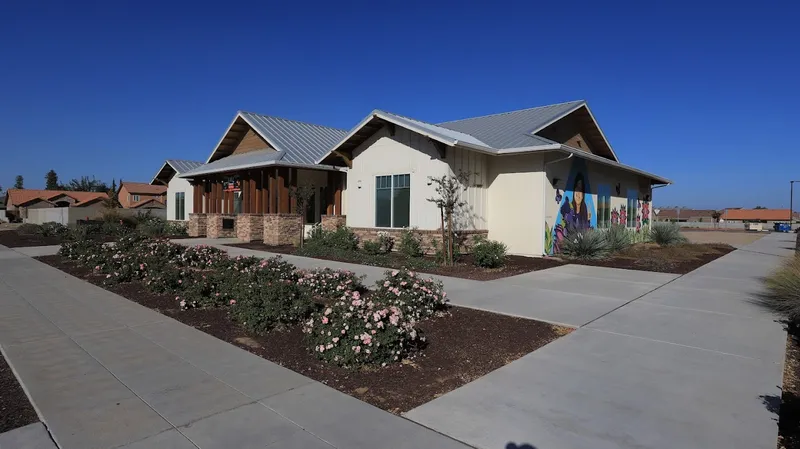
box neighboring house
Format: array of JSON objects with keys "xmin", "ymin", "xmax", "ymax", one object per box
[
  {"xmin": 722, "ymin": 209, "xmax": 800, "ymax": 224},
  {"xmin": 151, "ymin": 160, "xmax": 204, "ymax": 221},
  {"xmin": 180, "ymin": 101, "xmax": 670, "ymax": 256},
  {"xmin": 655, "ymin": 208, "xmax": 717, "ymax": 222},
  {"xmin": 0, "ymin": 193, "xmax": 6, "ymax": 222},
  {"xmin": 4, "ymin": 189, "xmax": 108, "ymax": 222},
  {"xmin": 118, "ymin": 182, "xmax": 167, "ymax": 209}
]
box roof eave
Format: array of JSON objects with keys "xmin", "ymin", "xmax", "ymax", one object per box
[
  {"xmin": 150, "ymin": 161, "xmax": 173, "ymax": 186},
  {"xmin": 554, "ymin": 145, "xmax": 671, "ymax": 185},
  {"xmin": 179, "ymin": 160, "xmax": 346, "ymax": 179}
]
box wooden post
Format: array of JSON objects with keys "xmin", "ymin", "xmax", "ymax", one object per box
[
  {"xmin": 260, "ymin": 170, "xmax": 267, "ymax": 213},
  {"xmin": 290, "ymin": 168, "xmax": 298, "ymax": 213},
  {"xmin": 278, "ymin": 167, "xmax": 289, "ymax": 213},
  {"xmin": 333, "ymin": 172, "xmax": 343, "ymax": 216},
  {"xmin": 250, "ymin": 171, "xmax": 257, "ymax": 213},
  {"xmin": 204, "ymin": 180, "xmax": 211, "ymax": 214},
  {"xmin": 242, "ymin": 173, "xmax": 250, "ymax": 214},
  {"xmin": 215, "ymin": 179, "xmax": 223, "ymax": 213}
]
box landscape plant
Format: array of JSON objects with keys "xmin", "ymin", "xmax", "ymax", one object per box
[
  {"xmin": 426, "ymin": 173, "xmax": 468, "ymax": 266},
  {"xmin": 472, "ymin": 237, "xmax": 507, "ymax": 268},
  {"xmin": 603, "ymin": 224, "xmax": 632, "ymax": 253},
  {"xmin": 373, "ymin": 269, "xmax": 447, "ymax": 320},
  {"xmin": 297, "ymin": 267, "xmax": 366, "ymax": 300},
  {"xmin": 289, "ymin": 184, "xmax": 316, "ymax": 247},
  {"xmin": 559, "ymin": 230, "xmax": 610, "ymax": 260},
  {"xmin": 756, "ymin": 256, "xmax": 800, "ymax": 329},
  {"xmin": 398, "ymin": 227, "xmax": 424, "ymax": 258},
  {"xmin": 650, "ymin": 222, "xmax": 688, "ymax": 246}
]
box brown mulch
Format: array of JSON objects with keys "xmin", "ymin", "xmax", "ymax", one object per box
[
  {"xmin": 226, "ymin": 242, "xmax": 564, "ymax": 281},
  {"xmin": 778, "ymin": 331, "xmax": 800, "ymax": 449},
  {"xmin": 0, "ymin": 230, "xmax": 63, "ymax": 247},
  {"xmin": 562, "ymin": 243, "xmax": 736, "ymax": 274},
  {"xmin": 0, "ymin": 351, "xmax": 39, "ymax": 433},
  {"xmin": 35, "ymin": 254, "xmax": 569, "ymax": 414}
]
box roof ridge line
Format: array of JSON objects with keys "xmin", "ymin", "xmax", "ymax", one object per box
[
  {"xmin": 436, "ymin": 100, "xmax": 585, "ymax": 125},
  {"xmin": 238, "ymin": 110, "xmax": 348, "ymax": 133}
]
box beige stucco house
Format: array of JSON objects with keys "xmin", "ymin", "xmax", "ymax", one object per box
[{"xmin": 180, "ymin": 101, "xmax": 670, "ymax": 256}]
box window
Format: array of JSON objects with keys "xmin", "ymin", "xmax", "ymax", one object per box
[
  {"xmin": 132, "ymin": 194, "xmax": 140, "ymax": 202},
  {"xmin": 375, "ymin": 174, "xmax": 410, "ymax": 228},
  {"xmin": 175, "ymin": 192, "xmax": 185, "ymax": 220},
  {"xmin": 597, "ymin": 185, "xmax": 611, "ymax": 229},
  {"xmin": 627, "ymin": 190, "xmax": 638, "ymax": 228}
]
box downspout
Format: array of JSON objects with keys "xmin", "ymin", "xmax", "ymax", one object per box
[
  {"xmin": 541, "ymin": 152, "xmax": 574, "ymax": 255},
  {"xmin": 650, "ymin": 183, "xmax": 670, "ymax": 225}
]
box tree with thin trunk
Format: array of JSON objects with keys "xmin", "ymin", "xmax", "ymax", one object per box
[
  {"xmin": 45, "ymin": 170, "xmax": 59, "ymax": 190},
  {"xmin": 103, "ymin": 179, "xmax": 121, "ymax": 209},
  {"xmin": 13, "ymin": 175, "xmax": 23, "ymax": 189},
  {"xmin": 61, "ymin": 176, "xmax": 109, "ymax": 192},
  {"xmin": 290, "ymin": 184, "xmax": 316, "ymax": 247},
  {"xmin": 426, "ymin": 172, "xmax": 469, "ymax": 266}
]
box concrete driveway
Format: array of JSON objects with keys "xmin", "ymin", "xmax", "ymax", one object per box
[{"xmin": 406, "ymin": 232, "xmax": 792, "ymax": 449}]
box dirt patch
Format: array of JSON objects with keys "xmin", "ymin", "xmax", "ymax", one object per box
[
  {"xmin": 778, "ymin": 332, "xmax": 800, "ymax": 449},
  {"xmin": 0, "ymin": 350, "xmax": 39, "ymax": 433},
  {"xmin": 226, "ymin": 242, "xmax": 564, "ymax": 281},
  {"xmin": 682, "ymin": 230, "xmax": 766, "ymax": 246},
  {"xmin": 562, "ymin": 243, "xmax": 736, "ymax": 274},
  {"xmin": 36, "ymin": 254, "xmax": 569, "ymax": 413},
  {"xmin": 0, "ymin": 230, "xmax": 63, "ymax": 248}
]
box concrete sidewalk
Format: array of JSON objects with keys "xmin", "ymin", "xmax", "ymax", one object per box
[
  {"xmin": 406, "ymin": 232, "xmax": 792, "ymax": 449},
  {"xmin": 0, "ymin": 244, "xmax": 470, "ymax": 449}
]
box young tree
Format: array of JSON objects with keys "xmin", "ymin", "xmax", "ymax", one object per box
[
  {"xmin": 426, "ymin": 172, "xmax": 469, "ymax": 266},
  {"xmin": 754, "ymin": 205, "xmax": 767, "ymax": 209},
  {"xmin": 45, "ymin": 170, "xmax": 59, "ymax": 190},
  {"xmin": 711, "ymin": 210, "xmax": 722, "ymax": 229},
  {"xmin": 13, "ymin": 175, "xmax": 23, "ymax": 189},
  {"xmin": 103, "ymin": 178, "xmax": 121, "ymax": 209},
  {"xmin": 289, "ymin": 184, "xmax": 316, "ymax": 247},
  {"xmin": 63, "ymin": 176, "xmax": 108, "ymax": 192}
]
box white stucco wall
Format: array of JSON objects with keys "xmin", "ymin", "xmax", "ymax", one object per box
[
  {"xmin": 486, "ymin": 153, "xmax": 546, "ymax": 256},
  {"xmin": 167, "ymin": 176, "xmax": 193, "ymax": 221},
  {"xmin": 344, "ymin": 126, "xmax": 488, "ymax": 230}
]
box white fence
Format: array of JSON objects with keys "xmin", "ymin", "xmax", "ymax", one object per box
[{"xmin": 25, "ymin": 207, "xmax": 166, "ymax": 226}]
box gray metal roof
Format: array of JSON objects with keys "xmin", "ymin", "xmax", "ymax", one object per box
[
  {"xmin": 166, "ymin": 159, "xmax": 204, "ymax": 174},
  {"xmin": 375, "ymin": 110, "xmax": 491, "ymax": 148},
  {"xmin": 181, "ymin": 150, "xmax": 285, "ymax": 177},
  {"xmin": 239, "ymin": 112, "xmax": 348, "ymax": 165},
  {"xmin": 437, "ymin": 100, "xmax": 585, "ymax": 149}
]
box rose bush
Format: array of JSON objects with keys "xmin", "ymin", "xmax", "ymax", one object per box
[
  {"xmin": 373, "ymin": 269, "xmax": 447, "ymax": 320},
  {"xmin": 303, "ymin": 289, "xmax": 423, "ymax": 367},
  {"xmin": 297, "ymin": 267, "xmax": 365, "ymax": 300}
]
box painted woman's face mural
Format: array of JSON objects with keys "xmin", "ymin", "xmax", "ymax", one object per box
[{"xmin": 546, "ymin": 159, "xmax": 597, "ymax": 255}]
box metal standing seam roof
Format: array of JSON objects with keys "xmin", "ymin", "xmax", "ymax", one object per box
[
  {"xmin": 374, "ymin": 110, "xmax": 491, "ymax": 148},
  {"xmin": 166, "ymin": 159, "xmax": 204, "ymax": 174},
  {"xmin": 436, "ymin": 100, "xmax": 585, "ymax": 149},
  {"xmin": 180, "ymin": 150, "xmax": 288, "ymax": 177},
  {"xmin": 239, "ymin": 112, "xmax": 348, "ymax": 165}
]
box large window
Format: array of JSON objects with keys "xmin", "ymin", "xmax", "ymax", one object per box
[
  {"xmin": 627, "ymin": 190, "xmax": 638, "ymax": 228},
  {"xmin": 597, "ymin": 185, "xmax": 611, "ymax": 229},
  {"xmin": 174, "ymin": 192, "xmax": 185, "ymax": 220},
  {"xmin": 375, "ymin": 174, "xmax": 410, "ymax": 228}
]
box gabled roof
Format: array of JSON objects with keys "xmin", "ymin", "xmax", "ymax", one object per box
[
  {"xmin": 6, "ymin": 189, "xmax": 108, "ymax": 207},
  {"xmin": 206, "ymin": 111, "xmax": 348, "ymax": 165},
  {"xmin": 151, "ymin": 159, "xmax": 204, "ymax": 185},
  {"xmin": 120, "ymin": 182, "xmax": 167, "ymax": 195},
  {"xmin": 130, "ymin": 198, "xmax": 165, "ymax": 209},
  {"xmin": 73, "ymin": 197, "xmax": 106, "ymax": 207},
  {"xmin": 17, "ymin": 197, "xmax": 55, "ymax": 207},
  {"xmin": 722, "ymin": 209, "xmax": 798, "ymax": 221}
]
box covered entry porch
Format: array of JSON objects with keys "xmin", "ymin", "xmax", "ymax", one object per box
[{"xmin": 184, "ymin": 165, "xmax": 345, "ymax": 244}]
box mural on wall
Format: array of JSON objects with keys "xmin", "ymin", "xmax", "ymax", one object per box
[{"xmin": 546, "ymin": 159, "xmax": 597, "ymax": 255}]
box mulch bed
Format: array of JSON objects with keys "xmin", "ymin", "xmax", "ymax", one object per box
[
  {"xmin": 36, "ymin": 254, "xmax": 569, "ymax": 413},
  {"xmin": 561, "ymin": 243, "xmax": 736, "ymax": 275},
  {"xmin": 226, "ymin": 242, "xmax": 564, "ymax": 281},
  {"xmin": 778, "ymin": 331, "xmax": 800, "ymax": 449},
  {"xmin": 0, "ymin": 230, "xmax": 63, "ymax": 248},
  {"xmin": 0, "ymin": 351, "xmax": 38, "ymax": 433}
]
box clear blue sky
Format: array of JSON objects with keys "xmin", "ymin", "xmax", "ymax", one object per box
[{"xmin": 1, "ymin": 1, "xmax": 797, "ymax": 209}]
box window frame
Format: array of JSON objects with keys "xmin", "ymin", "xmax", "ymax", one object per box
[
  {"xmin": 597, "ymin": 184, "xmax": 612, "ymax": 229},
  {"xmin": 374, "ymin": 174, "xmax": 411, "ymax": 228},
  {"xmin": 131, "ymin": 194, "xmax": 140, "ymax": 202},
  {"xmin": 175, "ymin": 192, "xmax": 185, "ymax": 220},
  {"xmin": 626, "ymin": 190, "xmax": 638, "ymax": 228}
]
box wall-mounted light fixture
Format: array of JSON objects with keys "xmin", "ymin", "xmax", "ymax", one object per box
[
  {"xmin": 552, "ymin": 177, "xmax": 560, "ymax": 188},
  {"xmin": 357, "ymin": 180, "xmax": 362, "ymax": 189}
]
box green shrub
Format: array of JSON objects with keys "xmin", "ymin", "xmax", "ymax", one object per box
[
  {"xmin": 560, "ymin": 230, "xmax": 610, "ymax": 260},
  {"xmin": 17, "ymin": 223, "xmax": 42, "ymax": 235},
  {"xmin": 303, "ymin": 290, "xmax": 423, "ymax": 367},
  {"xmin": 305, "ymin": 225, "xmax": 359, "ymax": 251},
  {"xmin": 297, "ymin": 267, "xmax": 365, "ymax": 300},
  {"xmin": 757, "ymin": 256, "xmax": 800, "ymax": 325},
  {"xmin": 229, "ymin": 279, "xmax": 314, "ymax": 334},
  {"xmin": 472, "ymin": 237, "xmax": 507, "ymax": 268},
  {"xmin": 362, "ymin": 233, "xmax": 394, "ymax": 255},
  {"xmin": 58, "ymin": 237, "xmax": 105, "ymax": 265},
  {"xmin": 296, "ymin": 244, "xmax": 436, "ymax": 270},
  {"xmin": 362, "ymin": 240, "xmax": 383, "ymax": 255},
  {"xmin": 604, "ymin": 224, "xmax": 632, "ymax": 252},
  {"xmin": 39, "ymin": 222, "xmax": 69, "ymax": 237},
  {"xmin": 650, "ymin": 222, "xmax": 687, "ymax": 246},
  {"xmin": 374, "ymin": 269, "xmax": 447, "ymax": 320},
  {"xmin": 398, "ymin": 228, "xmax": 424, "ymax": 258}
]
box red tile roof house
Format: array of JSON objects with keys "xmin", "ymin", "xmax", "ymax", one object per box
[
  {"xmin": 722, "ymin": 209, "xmax": 800, "ymax": 223},
  {"xmin": 178, "ymin": 100, "xmax": 670, "ymax": 255},
  {"xmin": 4, "ymin": 189, "xmax": 108, "ymax": 222},
  {"xmin": 118, "ymin": 182, "xmax": 167, "ymax": 209}
]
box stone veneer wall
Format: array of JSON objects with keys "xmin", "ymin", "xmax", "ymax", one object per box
[
  {"xmin": 351, "ymin": 228, "xmax": 488, "ymax": 254},
  {"xmin": 188, "ymin": 213, "xmax": 207, "ymax": 237},
  {"xmin": 320, "ymin": 215, "xmax": 347, "ymax": 231},
  {"xmin": 263, "ymin": 214, "xmax": 303, "ymax": 246},
  {"xmin": 207, "ymin": 214, "xmax": 236, "ymax": 239},
  {"xmin": 236, "ymin": 214, "xmax": 264, "ymax": 242}
]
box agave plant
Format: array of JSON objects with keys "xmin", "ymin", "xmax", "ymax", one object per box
[
  {"xmin": 649, "ymin": 222, "xmax": 687, "ymax": 246},
  {"xmin": 560, "ymin": 230, "xmax": 610, "ymax": 260},
  {"xmin": 603, "ymin": 224, "xmax": 632, "ymax": 252}
]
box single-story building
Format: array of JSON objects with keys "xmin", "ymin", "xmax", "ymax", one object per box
[
  {"xmin": 118, "ymin": 182, "xmax": 166, "ymax": 209},
  {"xmin": 655, "ymin": 208, "xmax": 718, "ymax": 222},
  {"xmin": 180, "ymin": 101, "xmax": 670, "ymax": 256},
  {"xmin": 4, "ymin": 189, "xmax": 109, "ymax": 222},
  {"xmin": 151, "ymin": 160, "xmax": 204, "ymax": 221},
  {"xmin": 722, "ymin": 209, "xmax": 799, "ymax": 225}
]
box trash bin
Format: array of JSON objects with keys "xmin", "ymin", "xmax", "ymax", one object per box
[{"xmin": 774, "ymin": 222, "xmax": 792, "ymax": 233}]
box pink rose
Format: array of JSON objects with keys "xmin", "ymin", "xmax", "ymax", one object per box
[{"xmin": 229, "ymin": 299, "xmax": 236, "ymax": 305}]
